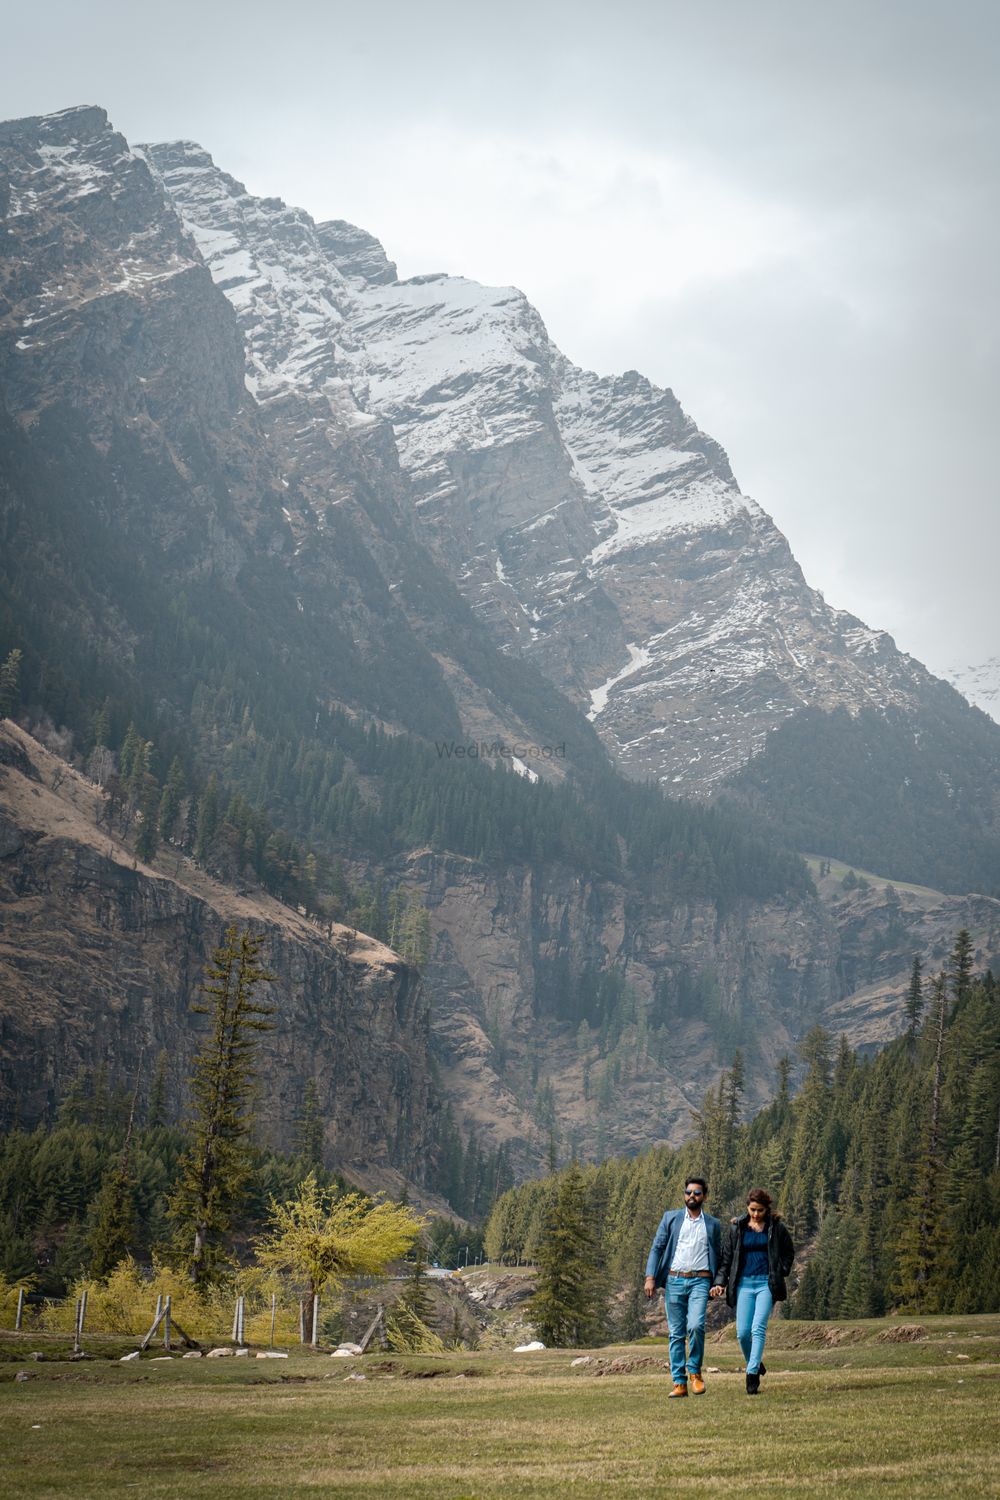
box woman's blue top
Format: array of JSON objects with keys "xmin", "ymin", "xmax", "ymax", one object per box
[{"xmin": 741, "ymin": 1226, "xmax": 769, "ymax": 1278}]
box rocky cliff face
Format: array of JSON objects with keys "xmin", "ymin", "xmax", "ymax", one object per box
[
  {"xmin": 145, "ymin": 137, "xmax": 973, "ymax": 795},
  {"xmin": 402, "ymin": 845, "xmax": 1000, "ymax": 1165},
  {"xmin": 0, "ymin": 721, "xmax": 437, "ymax": 1191},
  {"xmin": 5, "ymin": 717, "xmax": 996, "ymax": 1182},
  {"xmin": 0, "ymin": 108, "xmax": 597, "ymax": 761},
  {"xmin": 135, "ymin": 135, "xmax": 599, "ymax": 763}
]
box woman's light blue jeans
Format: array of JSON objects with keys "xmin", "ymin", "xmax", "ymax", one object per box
[{"xmin": 735, "ymin": 1275, "xmax": 773, "ymax": 1375}]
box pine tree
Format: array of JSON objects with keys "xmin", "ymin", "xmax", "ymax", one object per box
[
  {"xmin": 0, "ymin": 647, "xmax": 23, "ymax": 718},
  {"xmin": 134, "ymin": 773, "xmax": 161, "ymax": 863},
  {"xmin": 893, "ymin": 973, "xmax": 948, "ymax": 1309},
  {"xmin": 86, "ymin": 1058, "xmax": 143, "ymax": 1277},
  {"xmin": 772, "ymin": 1055, "xmax": 792, "ymax": 1125},
  {"xmin": 146, "ymin": 1051, "xmax": 169, "ymax": 1128},
  {"xmin": 89, "ymin": 698, "xmax": 112, "ymax": 754},
  {"xmin": 194, "ymin": 775, "xmax": 220, "ymax": 865},
  {"xmin": 949, "ymin": 930, "xmax": 975, "ymax": 1005},
  {"xmin": 784, "ymin": 1027, "xmax": 833, "ymax": 1237},
  {"xmin": 401, "ymin": 1238, "xmax": 435, "ymax": 1326},
  {"xmin": 904, "ymin": 955, "xmax": 924, "ymax": 1036},
  {"xmin": 86, "ymin": 1163, "xmax": 134, "ymax": 1278},
  {"xmin": 158, "ymin": 757, "xmax": 186, "ymax": 843},
  {"xmin": 717, "ymin": 1049, "xmax": 745, "ymax": 1202},
  {"xmin": 118, "ymin": 723, "xmax": 143, "ymax": 788},
  {"xmin": 526, "ymin": 1164, "xmax": 607, "ymax": 1347},
  {"xmin": 615, "ymin": 1282, "xmax": 646, "ymax": 1342},
  {"xmin": 293, "ymin": 1079, "xmax": 324, "ymax": 1170},
  {"xmin": 399, "ymin": 890, "xmax": 431, "ymax": 968},
  {"xmin": 169, "ymin": 927, "xmax": 276, "ymax": 1285}
]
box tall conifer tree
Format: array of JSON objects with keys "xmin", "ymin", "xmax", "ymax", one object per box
[
  {"xmin": 527, "ymin": 1164, "xmax": 606, "ymax": 1346},
  {"xmin": 169, "ymin": 927, "xmax": 276, "ymax": 1284}
]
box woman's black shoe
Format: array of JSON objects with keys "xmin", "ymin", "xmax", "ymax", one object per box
[
  {"xmin": 758, "ymin": 1362, "xmax": 766, "ymax": 1376},
  {"xmin": 746, "ymin": 1372, "xmax": 761, "ymax": 1395}
]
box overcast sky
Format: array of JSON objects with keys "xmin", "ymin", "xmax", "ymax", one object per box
[{"xmin": 7, "ymin": 0, "xmax": 999, "ymax": 687}]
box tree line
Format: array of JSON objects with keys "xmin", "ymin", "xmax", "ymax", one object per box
[
  {"xmin": 0, "ymin": 928, "xmax": 490, "ymax": 1302},
  {"xmin": 2, "ymin": 605, "xmax": 813, "ymax": 952},
  {"xmin": 487, "ymin": 932, "xmax": 1000, "ymax": 1342},
  {"xmin": 727, "ymin": 702, "xmax": 1000, "ymax": 897}
]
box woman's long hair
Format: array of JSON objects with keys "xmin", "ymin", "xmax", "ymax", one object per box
[{"xmin": 746, "ymin": 1187, "xmax": 780, "ymax": 1219}]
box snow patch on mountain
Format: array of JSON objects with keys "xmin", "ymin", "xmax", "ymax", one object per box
[
  {"xmin": 949, "ymin": 659, "xmax": 1000, "ymax": 723},
  {"xmin": 588, "ymin": 643, "xmax": 653, "ymax": 721},
  {"xmin": 140, "ymin": 142, "xmax": 355, "ymax": 410}
]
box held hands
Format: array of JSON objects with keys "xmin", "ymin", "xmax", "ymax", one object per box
[{"xmin": 709, "ymin": 1284, "xmax": 726, "ymax": 1298}]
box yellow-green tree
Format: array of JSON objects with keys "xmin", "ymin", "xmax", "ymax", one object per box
[{"xmin": 253, "ymin": 1174, "xmax": 422, "ymax": 1341}]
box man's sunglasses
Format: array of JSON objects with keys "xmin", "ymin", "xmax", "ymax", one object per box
[{"xmin": 684, "ymin": 1189, "xmax": 704, "ymax": 1198}]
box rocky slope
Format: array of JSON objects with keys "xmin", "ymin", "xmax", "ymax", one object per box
[
  {"xmin": 0, "ymin": 719, "xmax": 441, "ymax": 1194},
  {"xmin": 0, "ymin": 107, "xmax": 600, "ymax": 768},
  {"xmin": 405, "ymin": 844, "xmax": 1000, "ymax": 1164},
  {"xmin": 145, "ymin": 137, "xmax": 985, "ymax": 796},
  {"xmin": 5, "ymin": 703, "xmax": 995, "ymax": 1178}
]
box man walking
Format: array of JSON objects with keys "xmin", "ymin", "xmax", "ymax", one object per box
[{"xmin": 644, "ymin": 1176, "xmax": 722, "ymax": 1397}]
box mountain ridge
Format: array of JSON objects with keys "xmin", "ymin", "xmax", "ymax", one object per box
[{"xmin": 143, "ymin": 130, "xmax": 992, "ymax": 810}]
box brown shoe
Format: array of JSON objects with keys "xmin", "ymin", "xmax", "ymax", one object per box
[
  {"xmin": 689, "ymin": 1373, "xmax": 706, "ymax": 1395},
  {"xmin": 668, "ymin": 1382, "xmax": 688, "ymax": 1398}
]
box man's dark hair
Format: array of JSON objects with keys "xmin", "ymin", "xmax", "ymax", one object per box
[{"xmin": 684, "ymin": 1176, "xmax": 708, "ymax": 1194}]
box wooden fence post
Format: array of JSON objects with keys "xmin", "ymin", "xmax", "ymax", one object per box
[
  {"xmin": 163, "ymin": 1294, "xmax": 172, "ymax": 1351},
  {"xmin": 15, "ymin": 1286, "xmax": 25, "ymax": 1331},
  {"xmin": 311, "ymin": 1295, "xmax": 319, "ymax": 1348},
  {"xmin": 73, "ymin": 1298, "xmax": 81, "ymax": 1354},
  {"xmin": 139, "ymin": 1304, "xmax": 166, "ymax": 1350},
  {"xmin": 357, "ymin": 1305, "xmax": 384, "ymax": 1354},
  {"xmin": 230, "ymin": 1295, "xmax": 245, "ymax": 1347},
  {"xmin": 76, "ymin": 1288, "xmax": 89, "ymax": 1352},
  {"xmin": 270, "ymin": 1293, "xmax": 276, "ymax": 1349}
]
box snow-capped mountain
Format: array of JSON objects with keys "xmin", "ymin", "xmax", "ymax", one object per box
[
  {"xmin": 4, "ymin": 105, "xmax": 1000, "ymax": 1176},
  {"xmin": 145, "ymin": 139, "xmax": 954, "ymax": 793}
]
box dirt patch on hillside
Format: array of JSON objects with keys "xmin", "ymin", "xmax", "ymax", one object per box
[
  {"xmin": 570, "ymin": 1354, "xmax": 667, "ymax": 1375},
  {"xmin": 779, "ymin": 1325, "xmax": 867, "ymax": 1348},
  {"xmin": 874, "ymin": 1324, "xmax": 927, "ymax": 1343}
]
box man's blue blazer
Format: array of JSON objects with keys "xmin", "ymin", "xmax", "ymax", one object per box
[{"xmin": 645, "ymin": 1208, "xmax": 723, "ymax": 1287}]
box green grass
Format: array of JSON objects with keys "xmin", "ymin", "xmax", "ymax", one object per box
[
  {"xmin": 3, "ymin": 1315, "xmax": 999, "ymax": 1498},
  {"xmin": 803, "ymin": 853, "xmax": 945, "ymax": 900}
]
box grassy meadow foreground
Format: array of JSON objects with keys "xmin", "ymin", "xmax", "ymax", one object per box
[{"xmin": 3, "ymin": 1315, "xmax": 1000, "ymax": 1498}]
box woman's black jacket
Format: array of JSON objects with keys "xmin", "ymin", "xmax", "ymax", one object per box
[{"xmin": 713, "ymin": 1214, "xmax": 795, "ymax": 1307}]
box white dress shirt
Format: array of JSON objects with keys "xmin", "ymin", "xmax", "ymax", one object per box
[{"xmin": 671, "ymin": 1209, "xmax": 710, "ymax": 1271}]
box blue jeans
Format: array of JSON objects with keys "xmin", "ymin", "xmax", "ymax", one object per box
[
  {"xmin": 735, "ymin": 1275, "xmax": 773, "ymax": 1374},
  {"xmin": 665, "ymin": 1275, "xmax": 709, "ymax": 1384}
]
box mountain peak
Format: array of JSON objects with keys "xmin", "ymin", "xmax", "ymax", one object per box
[{"xmin": 316, "ymin": 219, "xmax": 398, "ymax": 286}]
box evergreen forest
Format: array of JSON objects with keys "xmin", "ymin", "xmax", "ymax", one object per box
[
  {"xmin": 485, "ymin": 936, "xmax": 1000, "ymax": 1329},
  {"xmin": 727, "ymin": 701, "xmax": 1000, "ymax": 896}
]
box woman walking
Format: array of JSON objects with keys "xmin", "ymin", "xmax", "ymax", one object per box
[{"xmin": 710, "ymin": 1188, "xmax": 794, "ymax": 1394}]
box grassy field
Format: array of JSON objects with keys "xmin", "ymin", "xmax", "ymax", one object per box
[
  {"xmin": 3, "ymin": 1314, "xmax": 999, "ymax": 1498},
  {"xmin": 803, "ymin": 853, "xmax": 946, "ymax": 900}
]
